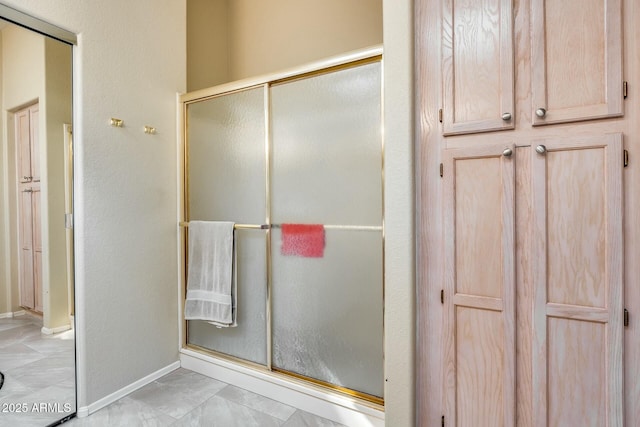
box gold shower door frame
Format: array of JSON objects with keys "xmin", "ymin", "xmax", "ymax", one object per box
[{"xmin": 178, "ymin": 46, "xmax": 384, "ymax": 406}]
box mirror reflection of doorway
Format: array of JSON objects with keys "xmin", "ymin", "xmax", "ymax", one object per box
[{"xmin": 0, "ymin": 15, "xmax": 76, "ymax": 426}]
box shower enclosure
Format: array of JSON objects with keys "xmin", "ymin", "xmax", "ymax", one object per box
[{"xmin": 179, "ymin": 47, "xmax": 383, "ymax": 403}]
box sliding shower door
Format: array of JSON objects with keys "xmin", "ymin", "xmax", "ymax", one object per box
[
  {"xmin": 183, "ymin": 54, "xmax": 383, "ymax": 402},
  {"xmin": 270, "ymin": 62, "xmax": 383, "ymax": 399},
  {"xmin": 186, "ymin": 87, "xmax": 268, "ymax": 365}
]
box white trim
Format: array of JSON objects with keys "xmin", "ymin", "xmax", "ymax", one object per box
[
  {"xmin": 41, "ymin": 324, "xmax": 72, "ymax": 335},
  {"xmin": 76, "ymin": 361, "xmax": 180, "ymax": 417},
  {"xmin": 0, "ymin": 310, "xmax": 26, "ymax": 319},
  {"xmin": 180, "ymin": 349, "xmax": 385, "ymax": 427}
]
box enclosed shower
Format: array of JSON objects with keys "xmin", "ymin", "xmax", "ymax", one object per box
[{"xmin": 179, "ymin": 47, "xmax": 384, "ymax": 404}]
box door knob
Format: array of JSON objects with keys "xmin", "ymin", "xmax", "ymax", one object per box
[
  {"xmin": 535, "ymin": 108, "xmax": 547, "ymax": 118},
  {"xmin": 535, "ymin": 145, "xmax": 547, "ymax": 154},
  {"xmin": 503, "ymin": 148, "xmax": 513, "ymax": 157},
  {"xmin": 501, "ymin": 112, "xmax": 512, "ymax": 121}
]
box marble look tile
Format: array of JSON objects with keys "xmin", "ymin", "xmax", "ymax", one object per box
[
  {"xmin": 172, "ymin": 395, "xmax": 284, "ymax": 427},
  {"xmin": 0, "ymin": 343, "xmax": 45, "ymax": 370},
  {"xmin": 66, "ymin": 397, "xmax": 175, "ymax": 427},
  {"xmin": 23, "ymin": 335, "xmax": 75, "ymax": 355},
  {"xmin": 216, "ymin": 385, "xmax": 297, "ymax": 421},
  {"xmin": 5, "ymin": 354, "xmax": 75, "ymax": 389},
  {"xmin": 0, "ymin": 325, "xmax": 42, "ymax": 348},
  {"xmin": 0, "ymin": 376, "xmax": 33, "ymax": 404},
  {"xmin": 0, "ymin": 384, "xmax": 76, "ymax": 426},
  {"xmin": 0, "ymin": 320, "xmax": 31, "ymax": 333},
  {"xmin": 156, "ymin": 369, "xmax": 227, "ymax": 396},
  {"xmin": 128, "ymin": 380, "xmax": 208, "ymax": 419},
  {"xmin": 282, "ymin": 411, "xmax": 349, "ymax": 427}
]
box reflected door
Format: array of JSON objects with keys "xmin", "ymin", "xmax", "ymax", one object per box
[{"xmin": 16, "ymin": 103, "xmax": 42, "ymax": 312}]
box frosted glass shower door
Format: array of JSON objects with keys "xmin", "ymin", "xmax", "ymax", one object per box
[
  {"xmin": 186, "ymin": 87, "xmax": 268, "ymax": 365},
  {"xmin": 270, "ymin": 62, "xmax": 384, "ymax": 398}
]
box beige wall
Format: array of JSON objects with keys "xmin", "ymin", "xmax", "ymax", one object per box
[
  {"xmin": 187, "ymin": 0, "xmax": 229, "ymax": 90},
  {"xmin": 42, "ymin": 37, "xmax": 72, "ymax": 330},
  {"xmin": 187, "ymin": 0, "xmax": 383, "ymax": 90},
  {"xmin": 0, "ymin": 29, "xmax": 5, "ymax": 315}
]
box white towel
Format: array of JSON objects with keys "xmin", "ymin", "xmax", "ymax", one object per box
[{"xmin": 185, "ymin": 221, "xmax": 237, "ymax": 327}]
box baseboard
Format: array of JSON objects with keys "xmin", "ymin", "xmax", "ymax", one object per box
[
  {"xmin": 41, "ymin": 324, "xmax": 72, "ymax": 335},
  {"xmin": 76, "ymin": 360, "xmax": 180, "ymax": 417},
  {"xmin": 180, "ymin": 349, "xmax": 385, "ymax": 427},
  {"xmin": 0, "ymin": 310, "xmax": 26, "ymax": 319}
]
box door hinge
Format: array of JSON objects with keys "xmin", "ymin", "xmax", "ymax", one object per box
[
  {"xmin": 440, "ymin": 163, "xmax": 444, "ymax": 178},
  {"xmin": 624, "ymin": 309, "xmax": 629, "ymax": 327},
  {"xmin": 441, "ymin": 289, "xmax": 444, "ymax": 304},
  {"xmin": 624, "ymin": 150, "xmax": 629, "ymax": 167},
  {"xmin": 442, "ymin": 415, "xmax": 445, "ymax": 426},
  {"xmin": 438, "ymin": 108, "xmax": 443, "ymax": 123},
  {"xmin": 623, "ymin": 81, "xmax": 628, "ymax": 99}
]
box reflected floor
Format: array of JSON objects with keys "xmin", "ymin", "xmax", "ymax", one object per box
[
  {"xmin": 67, "ymin": 368, "xmax": 349, "ymax": 427},
  {"xmin": 0, "ymin": 314, "xmax": 75, "ymax": 427}
]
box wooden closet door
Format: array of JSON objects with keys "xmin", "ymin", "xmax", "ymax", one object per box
[
  {"xmin": 442, "ymin": 0, "xmax": 514, "ymax": 135},
  {"xmin": 29, "ymin": 106, "xmax": 40, "ymax": 182},
  {"xmin": 443, "ymin": 144, "xmax": 516, "ymax": 426},
  {"xmin": 19, "ymin": 189, "xmax": 34, "ymax": 309},
  {"xmin": 16, "ymin": 109, "xmax": 32, "ymax": 183},
  {"xmin": 32, "ymin": 187, "xmax": 42, "ymax": 313},
  {"xmin": 530, "ymin": 0, "xmax": 623, "ymax": 125},
  {"xmin": 531, "ymin": 134, "xmax": 623, "ymax": 426}
]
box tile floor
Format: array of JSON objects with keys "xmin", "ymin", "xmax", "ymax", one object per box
[
  {"xmin": 0, "ymin": 316, "xmax": 349, "ymax": 426},
  {"xmin": 66, "ymin": 368, "xmax": 349, "ymax": 427},
  {"xmin": 0, "ymin": 315, "xmax": 75, "ymax": 427}
]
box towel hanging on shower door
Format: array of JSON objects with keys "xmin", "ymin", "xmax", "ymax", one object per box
[
  {"xmin": 281, "ymin": 223, "xmax": 325, "ymax": 258},
  {"xmin": 184, "ymin": 221, "xmax": 237, "ymax": 327}
]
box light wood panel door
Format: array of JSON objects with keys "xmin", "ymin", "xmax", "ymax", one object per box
[
  {"xmin": 19, "ymin": 188, "xmax": 35, "ymax": 309},
  {"xmin": 29, "ymin": 106, "xmax": 40, "ymax": 182},
  {"xmin": 442, "ymin": 0, "xmax": 514, "ymax": 135},
  {"xmin": 531, "ymin": 134, "xmax": 624, "ymax": 426},
  {"xmin": 531, "ymin": 0, "xmax": 623, "ymax": 126},
  {"xmin": 32, "ymin": 187, "xmax": 42, "ymax": 313},
  {"xmin": 15, "ymin": 103, "xmax": 42, "ymax": 313},
  {"xmin": 443, "ymin": 144, "xmax": 516, "ymax": 426}
]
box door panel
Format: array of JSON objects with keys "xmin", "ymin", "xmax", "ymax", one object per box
[
  {"xmin": 443, "ymin": 144, "xmax": 516, "ymax": 426},
  {"xmin": 32, "ymin": 187, "xmax": 42, "ymax": 313},
  {"xmin": 531, "ymin": 134, "xmax": 623, "ymax": 426},
  {"xmin": 531, "ymin": 0, "xmax": 622, "ymax": 125},
  {"xmin": 442, "ymin": 0, "xmax": 514, "ymax": 135},
  {"xmin": 19, "ymin": 189, "xmax": 34, "ymax": 309},
  {"xmin": 547, "ymin": 318, "xmax": 606, "ymax": 426},
  {"xmin": 30, "ymin": 106, "xmax": 40, "ymax": 182},
  {"xmin": 16, "ymin": 109, "xmax": 32, "ymax": 183}
]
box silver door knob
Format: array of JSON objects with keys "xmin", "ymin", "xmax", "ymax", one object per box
[
  {"xmin": 535, "ymin": 145, "xmax": 547, "ymax": 154},
  {"xmin": 503, "ymin": 148, "xmax": 513, "ymax": 157},
  {"xmin": 535, "ymin": 108, "xmax": 547, "ymax": 118},
  {"xmin": 502, "ymin": 112, "xmax": 512, "ymax": 121}
]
